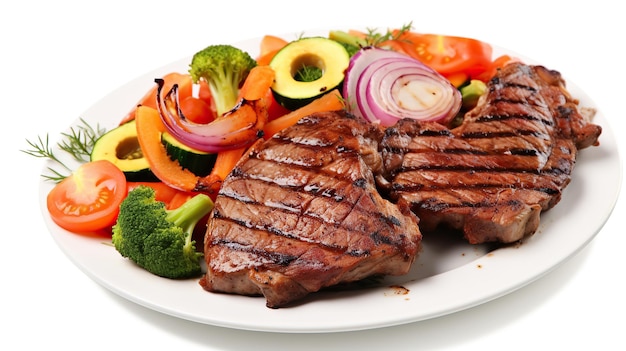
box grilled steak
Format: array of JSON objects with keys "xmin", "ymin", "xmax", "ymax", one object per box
[
  {"xmin": 200, "ymin": 111, "xmax": 422, "ymax": 308},
  {"xmin": 379, "ymin": 62, "xmax": 602, "ymax": 244}
]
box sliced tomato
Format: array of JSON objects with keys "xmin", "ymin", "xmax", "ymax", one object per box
[
  {"xmin": 47, "ymin": 160, "xmax": 127, "ymax": 233},
  {"xmin": 394, "ymin": 32, "xmax": 494, "ymax": 81}
]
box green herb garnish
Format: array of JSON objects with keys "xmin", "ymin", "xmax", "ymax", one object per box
[
  {"xmin": 294, "ymin": 65, "xmax": 323, "ymax": 82},
  {"xmin": 363, "ymin": 21, "xmax": 413, "ymax": 47},
  {"xmin": 22, "ymin": 118, "xmax": 106, "ymax": 182}
]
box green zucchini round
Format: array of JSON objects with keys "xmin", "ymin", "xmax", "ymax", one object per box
[{"xmin": 161, "ymin": 132, "xmax": 216, "ymax": 177}]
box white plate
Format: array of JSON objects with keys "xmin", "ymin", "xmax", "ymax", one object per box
[{"xmin": 39, "ymin": 30, "xmax": 622, "ymax": 333}]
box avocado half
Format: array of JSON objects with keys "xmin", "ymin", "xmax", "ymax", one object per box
[{"xmin": 269, "ymin": 36, "xmax": 350, "ymax": 110}]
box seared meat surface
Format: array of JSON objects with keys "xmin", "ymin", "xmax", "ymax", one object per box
[
  {"xmin": 380, "ymin": 62, "xmax": 602, "ymax": 244},
  {"xmin": 200, "ymin": 111, "xmax": 422, "ymax": 308}
]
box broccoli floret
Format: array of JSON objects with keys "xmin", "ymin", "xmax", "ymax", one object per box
[
  {"xmin": 188, "ymin": 44, "xmax": 257, "ymax": 116},
  {"xmin": 111, "ymin": 186, "xmax": 213, "ymax": 279}
]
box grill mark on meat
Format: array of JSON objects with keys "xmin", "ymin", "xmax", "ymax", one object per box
[
  {"xmin": 391, "ymin": 169, "xmax": 565, "ymax": 194},
  {"xmin": 460, "ymin": 129, "xmax": 544, "ymax": 139},
  {"xmin": 474, "ymin": 113, "xmax": 553, "ymax": 126},
  {"xmin": 213, "ymin": 163, "xmax": 410, "ymax": 249},
  {"xmin": 216, "ymin": 239, "xmax": 299, "ymax": 266},
  {"xmin": 490, "ymin": 80, "xmax": 538, "ymax": 93},
  {"xmin": 212, "ymin": 187, "xmax": 398, "ymax": 256},
  {"xmin": 383, "ymin": 143, "xmax": 573, "ymax": 174}
]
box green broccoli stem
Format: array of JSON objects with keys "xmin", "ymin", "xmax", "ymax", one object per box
[
  {"xmin": 165, "ymin": 194, "xmax": 214, "ymax": 236},
  {"xmin": 211, "ymin": 79, "xmax": 239, "ymax": 116}
]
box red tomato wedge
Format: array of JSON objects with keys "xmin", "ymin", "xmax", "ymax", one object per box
[
  {"xmin": 394, "ymin": 32, "xmax": 493, "ymax": 81},
  {"xmin": 47, "ymin": 160, "xmax": 127, "ymax": 233},
  {"xmin": 179, "ymin": 96, "xmax": 215, "ymax": 124}
]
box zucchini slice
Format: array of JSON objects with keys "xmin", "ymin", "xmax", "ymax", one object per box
[
  {"xmin": 161, "ymin": 132, "xmax": 216, "ymax": 177},
  {"xmin": 90, "ymin": 120, "xmax": 157, "ymax": 181}
]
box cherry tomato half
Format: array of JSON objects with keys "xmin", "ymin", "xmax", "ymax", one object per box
[
  {"xmin": 47, "ymin": 160, "xmax": 127, "ymax": 233},
  {"xmin": 180, "ymin": 96, "xmax": 215, "ymax": 124}
]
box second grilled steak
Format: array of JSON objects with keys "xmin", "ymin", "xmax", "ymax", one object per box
[
  {"xmin": 200, "ymin": 111, "xmax": 422, "ymax": 308},
  {"xmin": 380, "ymin": 62, "xmax": 602, "ymax": 244}
]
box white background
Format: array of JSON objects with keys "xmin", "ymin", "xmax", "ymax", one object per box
[{"xmin": 2, "ymin": 1, "xmax": 623, "ymax": 350}]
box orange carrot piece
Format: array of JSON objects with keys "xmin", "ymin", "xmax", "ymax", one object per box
[
  {"xmin": 262, "ymin": 89, "xmax": 344, "ymax": 139},
  {"xmin": 119, "ymin": 72, "xmax": 193, "ymax": 125},
  {"xmin": 445, "ymin": 72, "xmax": 469, "ymax": 88},
  {"xmin": 475, "ymin": 54, "xmax": 518, "ymax": 82},
  {"xmin": 256, "ymin": 35, "xmax": 288, "ymax": 66},
  {"xmin": 126, "ymin": 181, "xmax": 180, "ymax": 205},
  {"xmin": 347, "ymin": 29, "xmax": 367, "ymax": 39},
  {"xmin": 256, "ymin": 49, "xmax": 281, "ymax": 66},
  {"xmin": 238, "ymin": 65, "xmax": 275, "ymax": 101},
  {"xmin": 166, "ymin": 191, "xmax": 195, "ymax": 210},
  {"xmin": 210, "ymin": 147, "xmax": 248, "ymax": 182},
  {"xmin": 258, "ymin": 35, "xmax": 288, "ymax": 58}
]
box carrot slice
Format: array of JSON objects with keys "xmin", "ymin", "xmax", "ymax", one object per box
[
  {"xmin": 445, "ymin": 72, "xmax": 469, "ymax": 88},
  {"xmin": 256, "ymin": 49, "xmax": 281, "ymax": 66},
  {"xmin": 166, "ymin": 191, "xmax": 195, "ymax": 210},
  {"xmin": 263, "ymin": 89, "xmax": 344, "ymax": 139},
  {"xmin": 258, "ymin": 35, "xmax": 288, "ymax": 57},
  {"xmin": 210, "ymin": 147, "xmax": 248, "ymax": 181},
  {"xmin": 120, "ymin": 72, "xmax": 193, "ymax": 125},
  {"xmin": 238, "ymin": 65, "xmax": 275, "ymax": 101},
  {"xmin": 256, "ymin": 35, "xmax": 288, "ymax": 66},
  {"xmin": 347, "ymin": 29, "xmax": 367, "ymax": 39}
]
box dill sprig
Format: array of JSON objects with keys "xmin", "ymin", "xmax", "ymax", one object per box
[
  {"xmin": 21, "ymin": 118, "xmax": 106, "ymax": 182},
  {"xmin": 294, "ymin": 64, "xmax": 323, "ymax": 82},
  {"xmin": 59, "ymin": 118, "xmax": 106, "ymax": 163},
  {"xmin": 363, "ymin": 22, "xmax": 413, "ymax": 47}
]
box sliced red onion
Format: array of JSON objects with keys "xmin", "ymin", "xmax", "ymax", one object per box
[
  {"xmin": 344, "ymin": 47, "xmax": 461, "ymax": 127},
  {"xmin": 156, "ymin": 79, "xmax": 261, "ymax": 153}
]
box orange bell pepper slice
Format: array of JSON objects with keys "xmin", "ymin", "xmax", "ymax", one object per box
[
  {"xmin": 135, "ymin": 105, "xmax": 222, "ymax": 195},
  {"xmin": 263, "ymin": 89, "xmax": 344, "ymax": 139}
]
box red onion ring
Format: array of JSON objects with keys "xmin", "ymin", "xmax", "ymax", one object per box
[
  {"xmin": 344, "ymin": 47, "xmax": 461, "ymax": 127},
  {"xmin": 156, "ymin": 79, "xmax": 261, "ymax": 153}
]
